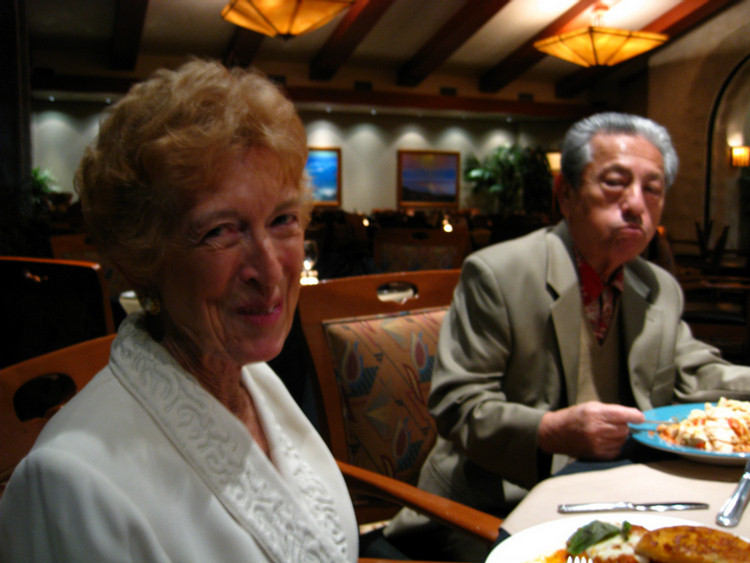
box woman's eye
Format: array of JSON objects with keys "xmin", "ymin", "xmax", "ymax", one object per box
[
  {"xmin": 271, "ymin": 213, "xmax": 299, "ymax": 228},
  {"xmin": 204, "ymin": 226, "xmax": 224, "ymax": 239},
  {"xmin": 203, "ymin": 223, "xmax": 240, "ymax": 243}
]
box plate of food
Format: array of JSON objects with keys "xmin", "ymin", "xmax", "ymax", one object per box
[
  {"xmin": 486, "ymin": 514, "xmax": 750, "ymax": 563},
  {"xmin": 630, "ymin": 398, "xmax": 750, "ymax": 466}
]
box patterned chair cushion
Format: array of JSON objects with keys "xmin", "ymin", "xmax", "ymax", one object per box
[{"xmin": 323, "ymin": 306, "xmax": 447, "ymax": 485}]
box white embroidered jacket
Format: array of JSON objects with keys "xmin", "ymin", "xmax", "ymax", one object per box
[{"xmin": 0, "ymin": 314, "xmax": 358, "ymax": 562}]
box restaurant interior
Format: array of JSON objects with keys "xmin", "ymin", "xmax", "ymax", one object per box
[{"xmin": 4, "ymin": 0, "xmax": 750, "ymax": 559}]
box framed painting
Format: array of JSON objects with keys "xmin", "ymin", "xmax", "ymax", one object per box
[
  {"xmin": 305, "ymin": 147, "xmax": 341, "ymax": 206},
  {"xmin": 397, "ymin": 150, "xmax": 460, "ymax": 208}
]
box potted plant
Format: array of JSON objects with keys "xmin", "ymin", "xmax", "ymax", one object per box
[
  {"xmin": 464, "ymin": 145, "xmax": 553, "ymax": 217},
  {"xmin": 30, "ymin": 167, "xmax": 71, "ymax": 220}
]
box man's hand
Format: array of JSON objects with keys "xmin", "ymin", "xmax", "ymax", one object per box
[{"xmin": 538, "ymin": 402, "xmax": 645, "ymax": 460}]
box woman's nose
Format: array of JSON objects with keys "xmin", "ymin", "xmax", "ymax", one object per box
[{"xmin": 240, "ymin": 234, "xmax": 283, "ymax": 286}]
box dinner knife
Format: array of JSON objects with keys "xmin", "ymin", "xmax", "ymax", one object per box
[
  {"xmin": 558, "ymin": 501, "xmax": 709, "ymax": 513},
  {"xmin": 716, "ymin": 457, "xmax": 750, "ymax": 527}
]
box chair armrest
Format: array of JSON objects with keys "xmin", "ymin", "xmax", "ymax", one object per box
[{"xmin": 337, "ymin": 460, "xmax": 503, "ymax": 545}]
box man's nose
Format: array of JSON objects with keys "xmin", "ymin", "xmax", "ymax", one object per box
[{"xmin": 621, "ymin": 183, "xmax": 646, "ymax": 218}]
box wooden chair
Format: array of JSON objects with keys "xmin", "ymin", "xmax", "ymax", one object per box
[
  {"xmin": 0, "ymin": 256, "xmax": 116, "ymax": 368},
  {"xmin": 298, "ymin": 270, "xmax": 503, "ymax": 557},
  {"xmin": 695, "ymin": 219, "xmax": 714, "ymax": 260},
  {"xmin": 49, "ymin": 233, "xmax": 134, "ymax": 300},
  {"xmin": 681, "ymin": 275, "xmax": 750, "ymax": 363},
  {"xmin": 297, "ymin": 269, "xmax": 501, "ymax": 550},
  {"xmin": 0, "ymin": 334, "xmax": 115, "ymax": 487},
  {"xmin": 373, "ymin": 227, "xmax": 470, "ymax": 272},
  {"xmin": 645, "ymin": 225, "xmax": 677, "ymax": 276}
]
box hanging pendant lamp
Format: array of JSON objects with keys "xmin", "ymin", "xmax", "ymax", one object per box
[
  {"xmin": 222, "ymin": 0, "xmax": 355, "ymax": 39},
  {"xmin": 533, "ymin": 3, "xmax": 667, "ymax": 68}
]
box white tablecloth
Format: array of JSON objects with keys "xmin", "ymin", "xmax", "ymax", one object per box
[{"xmin": 501, "ymin": 459, "xmax": 749, "ymax": 537}]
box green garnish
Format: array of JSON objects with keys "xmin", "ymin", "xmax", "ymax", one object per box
[
  {"xmin": 567, "ymin": 520, "xmax": 631, "ymax": 555},
  {"xmin": 621, "ymin": 520, "xmax": 632, "ymax": 540}
]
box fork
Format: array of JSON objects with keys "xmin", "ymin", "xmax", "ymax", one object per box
[{"xmin": 566, "ymin": 557, "xmax": 592, "ymax": 563}]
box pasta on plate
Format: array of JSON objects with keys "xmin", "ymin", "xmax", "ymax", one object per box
[{"xmin": 657, "ymin": 398, "xmax": 750, "ymax": 453}]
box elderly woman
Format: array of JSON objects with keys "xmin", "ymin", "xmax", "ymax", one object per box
[{"xmin": 0, "ymin": 60, "xmax": 357, "ymax": 562}]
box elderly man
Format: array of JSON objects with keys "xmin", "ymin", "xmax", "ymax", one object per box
[{"xmin": 385, "ymin": 112, "xmax": 750, "ymax": 561}]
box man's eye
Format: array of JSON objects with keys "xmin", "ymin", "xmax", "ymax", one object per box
[{"xmin": 602, "ymin": 176, "xmax": 627, "ymax": 188}]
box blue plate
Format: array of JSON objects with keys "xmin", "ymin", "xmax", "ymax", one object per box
[{"xmin": 631, "ymin": 402, "xmax": 750, "ymax": 466}]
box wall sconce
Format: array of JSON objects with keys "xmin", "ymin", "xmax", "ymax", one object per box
[
  {"xmin": 546, "ymin": 151, "xmax": 561, "ymax": 174},
  {"xmin": 731, "ymin": 146, "xmax": 750, "ymax": 168}
]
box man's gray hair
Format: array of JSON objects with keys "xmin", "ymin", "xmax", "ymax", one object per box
[{"xmin": 561, "ymin": 112, "xmax": 678, "ymax": 190}]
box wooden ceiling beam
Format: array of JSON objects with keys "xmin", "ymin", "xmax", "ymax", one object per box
[
  {"xmin": 396, "ymin": 0, "xmax": 512, "ymax": 88},
  {"xmin": 224, "ymin": 28, "xmax": 265, "ymax": 68},
  {"xmin": 555, "ymin": 0, "xmax": 741, "ymax": 99},
  {"xmin": 287, "ymin": 85, "xmax": 593, "ymax": 119},
  {"xmin": 111, "ymin": 0, "xmax": 149, "ymax": 70},
  {"xmin": 309, "ymin": 0, "xmax": 396, "ymax": 81},
  {"xmin": 478, "ymin": 0, "xmax": 600, "ymax": 93},
  {"xmin": 28, "ymin": 69, "xmax": 594, "ymax": 120}
]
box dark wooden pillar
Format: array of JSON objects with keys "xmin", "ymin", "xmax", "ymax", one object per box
[{"xmin": 0, "ymin": 0, "xmax": 46, "ymax": 256}]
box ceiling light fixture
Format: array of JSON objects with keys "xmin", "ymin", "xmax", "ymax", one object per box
[
  {"xmin": 533, "ymin": 2, "xmax": 668, "ymax": 68},
  {"xmin": 221, "ymin": 0, "xmax": 354, "ymax": 39}
]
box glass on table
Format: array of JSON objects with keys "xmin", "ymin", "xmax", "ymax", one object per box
[{"xmin": 301, "ymin": 240, "xmax": 319, "ymax": 285}]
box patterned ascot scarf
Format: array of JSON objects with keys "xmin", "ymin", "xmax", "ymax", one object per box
[{"xmin": 575, "ymin": 250, "xmax": 624, "ymax": 344}]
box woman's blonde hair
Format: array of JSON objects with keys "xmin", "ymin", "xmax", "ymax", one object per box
[{"xmin": 76, "ymin": 59, "xmax": 311, "ymax": 284}]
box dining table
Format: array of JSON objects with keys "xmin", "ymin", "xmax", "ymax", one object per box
[{"xmin": 487, "ymin": 438, "xmax": 750, "ymax": 561}]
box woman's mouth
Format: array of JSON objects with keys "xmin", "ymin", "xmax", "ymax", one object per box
[{"xmin": 237, "ymin": 301, "xmax": 282, "ymax": 323}]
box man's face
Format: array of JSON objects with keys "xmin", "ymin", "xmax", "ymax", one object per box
[{"xmin": 558, "ymin": 133, "xmax": 666, "ymax": 279}]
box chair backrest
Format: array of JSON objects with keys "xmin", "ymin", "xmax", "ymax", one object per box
[
  {"xmin": 646, "ymin": 225, "xmax": 677, "ymax": 275},
  {"xmin": 48, "ymin": 233, "xmax": 99, "ymax": 262},
  {"xmin": 373, "ymin": 227, "xmax": 470, "ymax": 272},
  {"xmin": 0, "ymin": 334, "xmax": 115, "ymax": 484},
  {"xmin": 49, "ymin": 233, "xmax": 134, "ymax": 298},
  {"xmin": 297, "ymin": 269, "xmax": 460, "ymax": 522},
  {"xmin": 695, "ymin": 219, "xmax": 714, "ymax": 259},
  {"xmin": 710, "ymin": 224, "xmax": 730, "ymax": 272},
  {"xmin": 0, "ymin": 256, "xmax": 116, "ymax": 368},
  {"xmin": 682, "ymin": 276, "xmax": 750, "ymax": 363}
]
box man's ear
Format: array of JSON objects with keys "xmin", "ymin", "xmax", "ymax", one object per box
[{"xmin": 554, "ymin": 174, "xmax": 572, "ymax": 218}]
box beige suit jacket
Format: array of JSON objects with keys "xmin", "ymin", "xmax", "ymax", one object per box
[{"xmin": 387, "ymin": 221, "xmax": 750, "ymax": 535}]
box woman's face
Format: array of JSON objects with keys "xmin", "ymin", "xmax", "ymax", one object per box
[{"xmin": 154, "ymin": 147, "xmax": 306, "ymax": 373}]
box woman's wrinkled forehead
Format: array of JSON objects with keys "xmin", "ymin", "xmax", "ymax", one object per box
[{"xmin": 165, "ymin": 145, "xmax": 303, "ymax": 213}]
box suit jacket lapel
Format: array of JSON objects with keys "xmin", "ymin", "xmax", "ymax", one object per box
[{"xmin": 547, "ymin": 223, "xmax": 582, "ymax": 404}]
